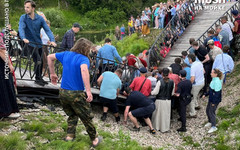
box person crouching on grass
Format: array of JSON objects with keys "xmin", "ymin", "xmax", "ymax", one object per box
[
  {"xmin": 123, "ymin": 87, "xmax": 156, "ymax": 134},
  {"xmin": 203, "ymin": 69, "xmax": 223, "ymax": 133},
  {"xmin": 47, "ymin": 38, "xmax": 102, "ymax": 148}
]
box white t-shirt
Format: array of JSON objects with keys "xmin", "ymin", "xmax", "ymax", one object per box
[
  {"xmin": 191, "ymin": 61, "xmax": 205, "ymax": 86},
  {"xmin": 40, "ymin": 28, "xmax": 50, "ymax": 45},
  {"xmin": 221, "ymin": 21, "xmax": 234, "ymax": 41}
]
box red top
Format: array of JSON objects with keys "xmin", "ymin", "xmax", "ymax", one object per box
[
  {"xmin": 130, "ymin": 76, "xmax": 152, "ymax": 97},
  {"xmin": 0, "ymin": 35, "xmax": 5, "ymax": 50},
  {"xmin": 127, "ymin": 55, "xmax": 147, "ymax": 68},
  {"xmin": 235, "ymin": 15, "xmax": 240, "ymax": 34},
  {"xmin": 168, "ymin": 73, "xmax": 180, "ymax": 92}
]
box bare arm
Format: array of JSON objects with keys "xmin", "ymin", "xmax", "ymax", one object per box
[
  {"xmin": 47, "ymin": 54, "xmax": 58, "ymax": 85},
  {"xmin": 97, "ymin": 75, "xmax": 103, "ymax": 87},
  {"xmin": 190, "ymin": 76, "xmax": 195, "ymax": 84},
  {"xmin": 233, "ymin": 21, "xmax": 239, "ymax": 32},
  {"xmin": 81, "ymin": 64, "xmax": 93, "ymax": 102},
  {"xmin": 124, "ymin": 106, "xmax": 131, "ymax": 122},
  {"xmin": 202, "ymin": 54, "xmax": 210, "ymax": 64}
]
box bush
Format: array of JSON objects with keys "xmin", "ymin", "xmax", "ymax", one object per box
[{"xmin": 43, "ymin": 8, "xmax": 65, "ymax": 28}]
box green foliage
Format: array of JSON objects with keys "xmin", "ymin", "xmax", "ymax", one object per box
[
  {"xmin": 218, "ymin": 104, "xmax": 240, "ymax": 119},
  {"xmin": 182, "ymin": 136, "xmax": 200, "ymax": 148},
  {"xmin": 43, "ymin": 8, "xmax": 65, "ymax": 28},
  {"xmin": 0, "ymin": 132, "xmax": 27, "ymax": 150},
  {"xmin": 98, "ymin": 33, "xmax": 150, "ymax": 57}
]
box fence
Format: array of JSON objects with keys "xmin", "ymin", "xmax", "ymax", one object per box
[{"xmin": 149, "ymin": 0, "xmax": 204, "ymax": 67}]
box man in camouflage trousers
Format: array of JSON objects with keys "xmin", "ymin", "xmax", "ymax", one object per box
[{"xmin": 48, "ymin": 38, "xmax": 102, "ymax": 147}]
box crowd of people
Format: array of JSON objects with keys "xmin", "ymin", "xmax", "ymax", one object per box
[
  {"xmin": 0, "ymin": 0, "xmax": 240, "ymax": 148},
  {"xmin": 114, "ymin": 0, "xmax": 198, "ymax": 39}
]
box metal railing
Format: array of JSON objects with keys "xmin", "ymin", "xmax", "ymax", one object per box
[
  {"xmin": 9, "ymin": 39, "xmax": 138, "ymax": 90},
  {"xmin": 149, "ymin": 0, "xmax": 203, "ymax": 67},
  {"xmin": 187, "ymin": 1, "xmax": 240, "ymax": 50}
]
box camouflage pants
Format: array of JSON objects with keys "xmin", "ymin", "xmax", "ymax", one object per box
[{"xmin": 59, "ymin": 89, "xmax": 97, "ymax": 141}]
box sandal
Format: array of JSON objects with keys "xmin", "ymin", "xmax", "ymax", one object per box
[
  {"xmin": 150, "ymin": 129, "xmax": 156, "ymax": 135},
  {"xmin": 91, "ymin": 136, "xmax": 103, "ymax": 148}
]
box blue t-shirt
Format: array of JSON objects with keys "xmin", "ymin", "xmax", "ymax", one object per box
[
  {"xmin": 120, "ymin": 27, "xmax": 125, "ymax": 33},
  {"xmin": 56, "ymin": 51, "xmax": 90, "ymax": 90},
  {"xmin": 100, "ymin": 71, "xmax": 122, "ymax": 100},
  {"xmin": 184, "ymin": 67, "xmax": 191, "ymax": 80}
]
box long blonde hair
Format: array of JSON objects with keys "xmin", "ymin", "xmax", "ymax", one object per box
[{"xmin": 70, "ymin": 38, "xmax": 93, "ymax": 61}]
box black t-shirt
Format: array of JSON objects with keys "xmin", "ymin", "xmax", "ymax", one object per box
[
  {"xmin": 195, "ymin": 45, "xmax": 208, "ymax": 61},
  {"xmin": 170, "ymin": 63, "xmax": 182, "ymax": 75},
  {"xmin": 126, "ymin": 91, "xmax": 151, "ymax": 108},
  {"xmin": 176, "ymin": 79, "xmax": 192, "ymax": 98}
]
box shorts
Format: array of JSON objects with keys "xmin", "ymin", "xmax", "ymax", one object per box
[
  {"xmin": 100, "ymin": 97, "xmax": 119, "ymax": 113},
  {"xmin": 131, "ymin": 103, "xmax": 155, "ymax": 119}
]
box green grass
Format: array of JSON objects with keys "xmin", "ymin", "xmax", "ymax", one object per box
[
  {"xmin": 182, "ymin": 136, "xmax": 200, "ymax": 148},
  {"xmin": 0, "ymin": 109, "xmax": 153, "ymax": 150},
  {"xmin": 0, "ymin": 132, "xmax": 27, "ymax": 150},
  {"xmin": 0, "ymin": 121, "xmax": 11, "ymax": 130}
]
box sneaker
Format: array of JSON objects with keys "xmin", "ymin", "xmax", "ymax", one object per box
[
  {"xmin": 204, "ymin": 122, "xmax": 212, "ymax": 128},
  {"xmin": 129, "ymin": 126, "xmax": 140, "ymax": 132},
  {"xmin": 8, "ymin": 113, "xmax": 21, "ymax": 118},
  {"xmin": 208, "ymin": 126, "xmax": 217, "ymax": 133},
  {"xmin": 150, "ymin": 129, "xmax": 156, "ymax": 134},
  {"xmin": 35, "ymin": 80, "xmax": 45, "ymax": 86},
  {"xmin": 101, "ymin": 114, "xmax": 107, "ymax": 121},
  {"xmin": 177, "ymin": 127, "xmax": 187, "ymax": 132}
]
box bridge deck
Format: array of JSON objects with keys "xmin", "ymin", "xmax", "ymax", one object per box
[{"xmin": 160, "ymin": 2, "xmax": 235, "ymax": 67}]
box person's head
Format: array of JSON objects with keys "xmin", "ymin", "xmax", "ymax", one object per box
[
  {"xmin": 189, "ymin": 38, "xmax": 195, "ymax": 46},
  {"xmin": 215, "ymin": 25, "xmax": 222, "ymax": 34},
  {"xmin": 7, "ymin": 24, "xmax": 11, "ymax": 30},
  {"xmin": 174, "ymin": 57, "xmax": 181, "ymax": 64},
  {"xmin": 188, "ymin": 54, "xmax": 196, "ymax": 64},
  {"xmin": 139, "ymin": 67, "xmax": 147, "ymax": 76},
  {"xmin": 162, "ymin": 68, "xmax": 170, "ymax": 81},
  {"xmin": 116, "ymin": 26, "xmax": 119, "ymax": 30},
  {"xmin": 181, "ymin": 51, "xmax": 188, "ymax": 59},
  {"xmin": 115, "ymin": 69, "xmax": 123, "ymax": 78},
  {"xmin": 231, "ymin": 10, "xmax": 239, "ymax": 18},
  {"xmin": 70, "ymin": 38, "xmax": 93, "ymax": 59},
  {"xmin": 72, "ymin": 23, "xmax": 81, "ymax": 33},
  {"xmin": 152, "ymin": 70, "xmax": 158, "ymax": 78},
  {"xmin": 207, "ymin": 30, "xmax": 214, "ymax": 37},
  {"xmin": 122, "ymin": 24, "xmax": 124, "ymax": 27},
  {"xmin": 105, "ymin": 38, "xmax": 111, "ymax": 44},
  {"xmin": 207, "ymin": 39, "xmax": 215, "ymax": 49},
  {"xmin": 126, "ymin": 53, "xmax": 131, "ymax": 59},
  {"xmin": 192, "ymin": 41, "xmax": 199, "ymax": 50},
  {"xmin": 179, "ymin": 70, "xmax": 187, "ymax": 79},
  {"xmin": 211, "ymin": 69, "xmax": 223, "ymax": 79},
  {"xmin": 222, "ymin": 45, "xmax": 230, "ymax": 53},
  {"xmin": 167, "ymin": 67, "xmax": 172, "ymax": 74},
  {"xmin": 24, "ymin": 0, "xmax": 36, "ymax": 15},
  {"xmin": 220, "ymin": 16, "xmax": 228, "ymax": 24}
]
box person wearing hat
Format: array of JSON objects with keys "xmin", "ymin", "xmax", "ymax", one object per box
[
  {"xmin": 207, "ymin": 39, "xmax": 223, "ymax": 61},
  {"xmin": 151, "ymin": 68, "xmax": 175, "ymax": 132},
  {"xmin": 61, "ymin": 23, "xmax": 82, "ymax": 50},
  {"xmin": 129, "ymin": 67, "xmax": 152, "ymax": 97},
  {"xmin": 174, "ymin": 70, "xmax": 192, "ymax": 132},
  {"xmin": 232, "ymin": 10, "xmax": 240, "ymax": 57}
]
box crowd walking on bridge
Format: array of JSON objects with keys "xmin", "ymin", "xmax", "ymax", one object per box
[{"xmin": 0, "ymin": 0, "xmax": 240, "ymax": 148}]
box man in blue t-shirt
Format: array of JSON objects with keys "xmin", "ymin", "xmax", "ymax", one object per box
[
  {"xmin": 97, "ymin": 69, "xmax": 122, "ymax": 123},
  {"xmin": 47, "ymin": 38, "xmax": 102, "ymax": 147}
]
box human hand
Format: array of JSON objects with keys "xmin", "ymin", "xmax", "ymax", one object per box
[
  {"xmin": 202, "ymin": 95, "xmax": 206, "ymax": 99},
  {"xmin": 50, "ymin": 74, "xmax": 58, "ymax": 85},
  {"xmin": 211, "ymin": 104, "xmax": 215, "ymax": 107},
  {"xmin": 23, "ymin": 39, "xmax": 29, "ymax": 44},
  {"xmin": 86, "ymin": 91, "xmax": 93, "ymax": 103},
  {"xmin": 50, "ymin": 42, "xmax": 57, "ymax": 47}
]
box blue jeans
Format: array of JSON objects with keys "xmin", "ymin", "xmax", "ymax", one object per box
[{"xmin": 159, "ymin": 16, "xmax": 165, "ymax": 29}]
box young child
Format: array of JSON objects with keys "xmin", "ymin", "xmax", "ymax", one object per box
[{"xmin": 203, "ymin": 69, "xmax": 223, "ymax": 133}]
